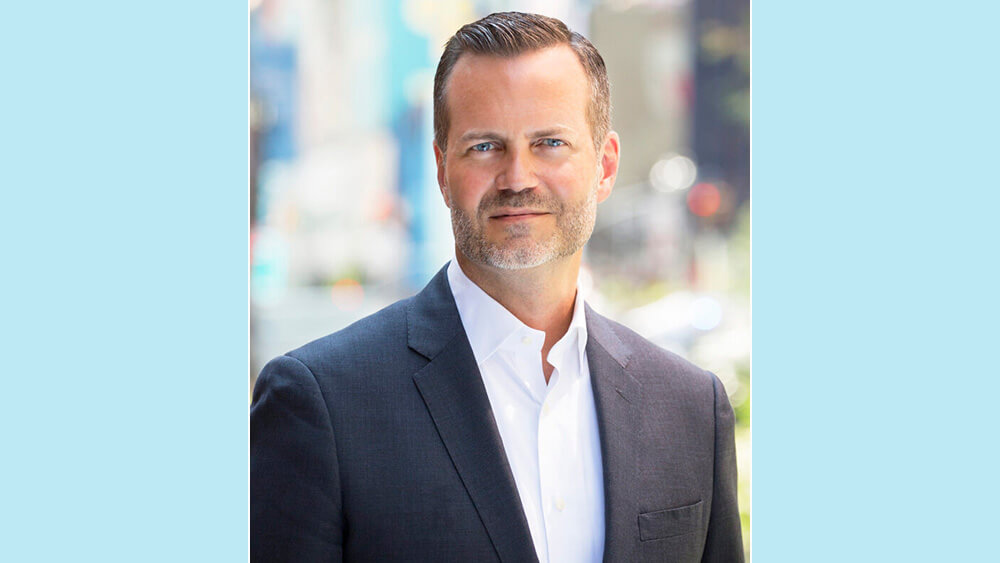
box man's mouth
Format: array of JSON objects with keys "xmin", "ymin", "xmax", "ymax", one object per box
[{"xmin": 489, "ymin": 208, "xmax": 549, "ymax": 220}]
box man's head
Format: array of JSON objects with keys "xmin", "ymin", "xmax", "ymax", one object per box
[
  {"xmin": 434, "ymin": 12, "xmax": 620, "ymax": 271},
  {"xmin": 434, "ymin": 11, "xmax": 611, "ymax": 155}
]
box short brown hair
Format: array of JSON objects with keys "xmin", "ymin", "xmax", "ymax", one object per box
[{"xmin": 433, "ymin": 12, "xmax": 611, "ymax": 152}]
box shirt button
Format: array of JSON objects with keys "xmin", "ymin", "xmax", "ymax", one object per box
[
  {"xmin": 555, "ymin": 497, "xmax": 565, "ymax": 511},
  {"xmin": 521, "ymin": 336, "xmax": 531, "ymax": 345},
  {"xmin": 542, "ymin": 404, "xmax": 551, "ymax": 416}
]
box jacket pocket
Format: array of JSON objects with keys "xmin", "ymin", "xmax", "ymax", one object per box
[{"xmin": 638, "ymin": 500, "xmax": 704, "ymax": 541}]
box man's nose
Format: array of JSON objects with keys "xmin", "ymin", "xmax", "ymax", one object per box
[{"xmin": 497, "ymin": 147, "xmax": 537, "ymax": 192}]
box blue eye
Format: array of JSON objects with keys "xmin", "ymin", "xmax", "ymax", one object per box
[
  {"xmin": 471, "ymin": 142, "xmax": 494, "ymax": 152},
  {"xmin": 540, "ymin": 139, "xmax": 566, "ymax": 147}
]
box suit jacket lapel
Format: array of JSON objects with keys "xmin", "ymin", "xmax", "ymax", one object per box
[
  {"xmin": 586, "ymin": 306, "xmax": 642, "ymax": 563},
  {"xmin": 408, "ymin": 266, "xmax": 538, "ymax": 563}
]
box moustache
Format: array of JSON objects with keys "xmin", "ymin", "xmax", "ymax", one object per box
[{"xmin": 477, "ymin": 191, "xmax": 559, "ymax": 216}]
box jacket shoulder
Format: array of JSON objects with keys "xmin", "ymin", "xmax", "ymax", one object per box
[{"xmin": 596, "ymin": 312, "xmax": 716, "ymax": 389}]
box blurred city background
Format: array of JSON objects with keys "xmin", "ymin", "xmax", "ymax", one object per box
[{"xmin": 250, "ymin": 0, "xmax": 750, "ymax": 556}]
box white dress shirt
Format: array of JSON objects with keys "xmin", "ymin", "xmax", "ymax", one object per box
[{"xmin": 447, "ymin": 259, "xmax": 605, "ymax": 563}]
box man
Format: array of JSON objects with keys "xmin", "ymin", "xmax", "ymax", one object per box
[{"xmin": 251, "ymin": 12, "xmax": 743, "ymax": 563}]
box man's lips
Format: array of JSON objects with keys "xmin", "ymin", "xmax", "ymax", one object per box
[{"xmin": 488, "ymin": 209, "xmax": 549, "ymax": 220}]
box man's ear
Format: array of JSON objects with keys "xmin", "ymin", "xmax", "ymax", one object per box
[
  {"xmin": 596, "ymin": 131, "xmax": 620, "ymax": 204},
  {"xmin": 433, "ymin": 142, "xmax": 451, "ymax": 208}
]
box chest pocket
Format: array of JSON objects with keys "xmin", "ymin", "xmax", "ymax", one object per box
[{"xmin": 638, "ymin": 500, "xmax": 704, "ymax": 541}]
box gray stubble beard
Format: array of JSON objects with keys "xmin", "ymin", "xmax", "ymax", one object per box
[{"xmin": 450, "ymin": 183, "xmax": 598, "ymax": 270}]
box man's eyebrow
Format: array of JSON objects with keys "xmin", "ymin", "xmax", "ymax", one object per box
[
  {"xmin": 456, "ymin": 126, "xmax": 578, "ymax": 145},
  {"xmin": 456, "ymin": 130, "xmax": 505, "ymax": 144},
  {"xmin": 528, "ymin": 126, "xmax": 575, "ymax": 138}
]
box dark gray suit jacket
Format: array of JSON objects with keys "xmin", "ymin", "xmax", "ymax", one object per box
[{"xmin": 251, "ymin": 265, "xmax": 743, "ymax": 562}]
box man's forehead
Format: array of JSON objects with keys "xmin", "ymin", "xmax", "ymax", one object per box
[{"xmin": 444, "ymin": 45, "xmax": 592, "ymax": 136}]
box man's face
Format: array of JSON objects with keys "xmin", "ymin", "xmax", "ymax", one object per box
[{"xmin": 435, "ymin": 45, "xmax": 620, "ymax": 270}]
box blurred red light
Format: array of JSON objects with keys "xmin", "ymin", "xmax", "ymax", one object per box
[{"xmin": 687, "ymin": 182, "xmax": 721, "ymax": 217}]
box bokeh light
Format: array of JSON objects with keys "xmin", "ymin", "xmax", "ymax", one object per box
[
  {"xmin": 687, "ymin": 182, "xmax": 721, "ymax": 217},
  {"xmin": 649, "ymin": 153, "xmax": 698, "ymax": 192},
  {"xmin": 690, "ymin": 296, "xmax": 723, "ymax": 330}
]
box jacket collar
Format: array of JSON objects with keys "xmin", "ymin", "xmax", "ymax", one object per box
[{"xmin": 405, "ymin": 264, "xmax": 465, "ymax": 361}]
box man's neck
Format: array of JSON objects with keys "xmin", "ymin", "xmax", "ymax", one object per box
[{"xmin": 455, "ymin": 249, "xmax": 581, "ymax": 381}]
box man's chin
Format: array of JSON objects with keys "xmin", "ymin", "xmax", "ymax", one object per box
[{"xmin": 480, "ymin": 241, "xmax": 560, "ymax": 270}]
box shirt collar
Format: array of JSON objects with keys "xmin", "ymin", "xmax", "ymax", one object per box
[
  {"xmin": 447, "ymin": 258, "xmax": 589, "ymax": 371},
  {"xmin": 551, "ymin": 283, "xmax": 589, "ymax": 372}
]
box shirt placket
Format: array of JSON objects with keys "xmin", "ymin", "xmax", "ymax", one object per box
[
  {"xmin": 509, "ymin": 328, "xmax": 549, "ymax": 562},
  {"xmin": 537, "ymin": 359, "xmax": 573, "ymax": 563}
]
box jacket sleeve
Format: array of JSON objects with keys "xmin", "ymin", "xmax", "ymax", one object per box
[
  {"xmin": 701, "ymin": 373, "xmax": 744, "ymax": 562},
  {"xmin": 251, "ymin": 354, "xmax": 343, "ymax": 562}
]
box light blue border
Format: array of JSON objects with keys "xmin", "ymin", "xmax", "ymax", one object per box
[
  {"xmin": 755, "ymin": 2, "xmax": 999, "ymax": 560},
  {"xmin": 2, "ymin": 3, "xmax": 248, "ymax": 561}
]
